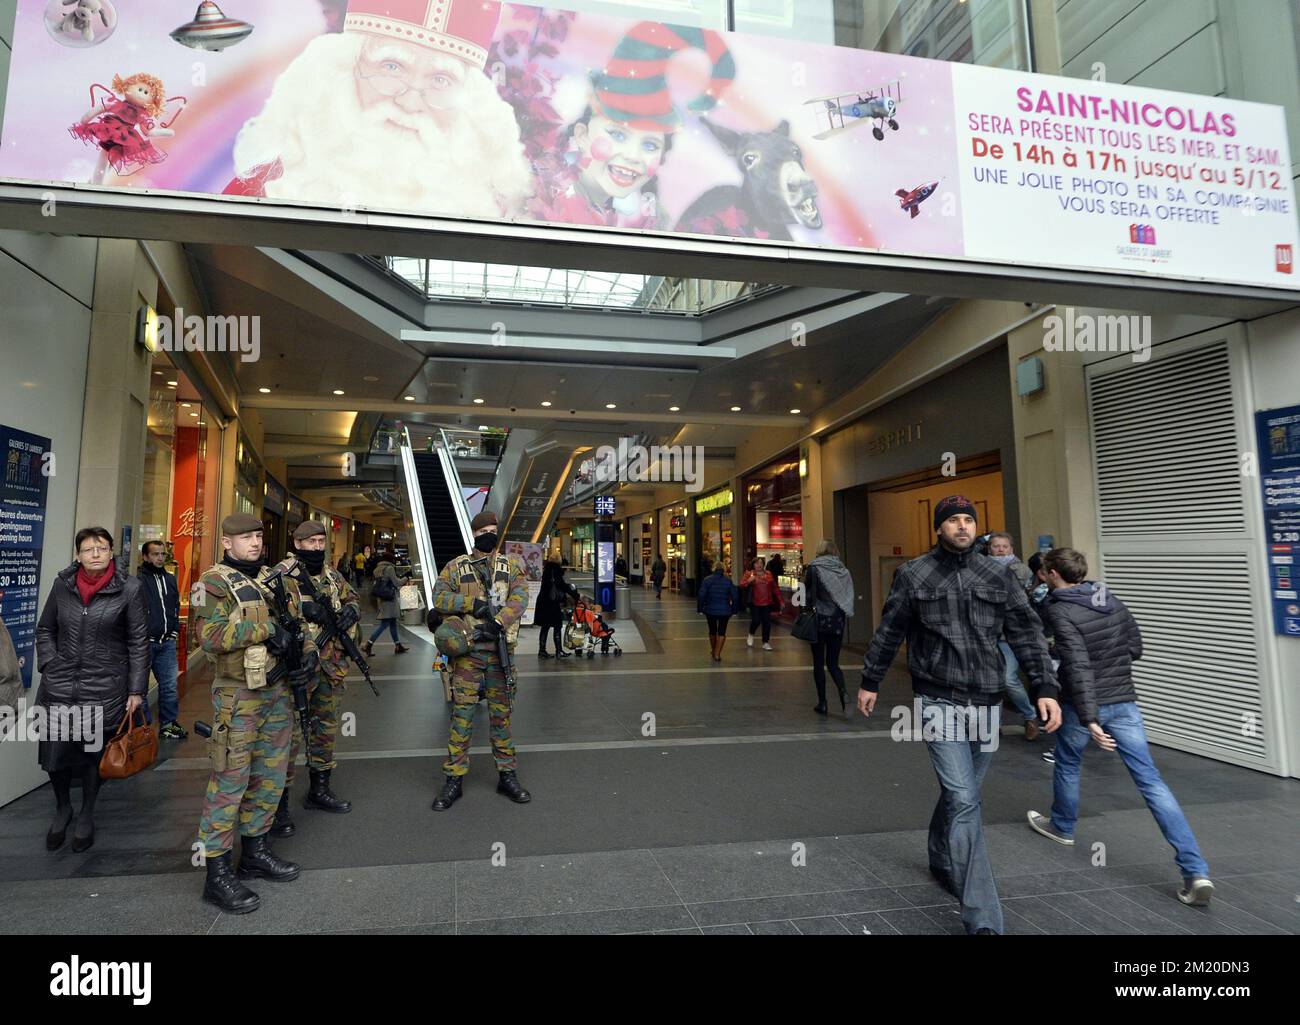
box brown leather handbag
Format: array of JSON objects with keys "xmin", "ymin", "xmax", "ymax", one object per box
[{"xmin": 99, "ymin": 707, "xmax": 158, "ymax": 779}]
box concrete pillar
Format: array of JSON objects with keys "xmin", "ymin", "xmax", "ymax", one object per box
[{"xmin": 74, "ymin": 240, "xmax": 156, "ymax": 549}]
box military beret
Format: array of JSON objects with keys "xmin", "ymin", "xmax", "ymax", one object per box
[
  {"xmin": 221, "ymin": 513, "xmax": 264, "ymax": 537},
  {"xmin": 293, "ymin": 520, "xmax": 327, "ymax": 542},
  {"xmin": 470, "ymin": 510, "xmax": 498, "ymax": 531}
]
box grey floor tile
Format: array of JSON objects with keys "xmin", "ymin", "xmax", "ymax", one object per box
[
  {"xmin": 1001, "ymin": 903, "xmax": 1046, "ymax": 935},
  {"xmin": 894, "ymin": 881, "xmax": 959, "ymax": 908},
  {"xmin": 878, "ymin": 907, "xmax": 955, "ymax": 936},
  {"xmin": 1207, "ymin": 879, "xmax": 1300, "ymax": 933},
  {"xmin": 1046, "ymin": 892, "xmax": 1143, "ymax": 935},
  {"xmin": 748, "ymin": 919, "xmax": 800, "ymax": 935},
  {"xmin": 1003, "ymin": 897, "xmax": 1095, "ymax": 935},
  {"xmin": 1109, "ymin": 885, "xmax": 1255, "ymax": 936},
  {"xmin": 209, "ymin": 863, "xmax": 456, "ymax": 934},
  {"xmin": 650, "ymin": 837, "xmax": 874, "ymax": 903},
  {"xmin": 700, "ymin": 923, "xmax": 752, "ymax": 935},
  {"xmin": 686, "ymin": 885, "xmax": 909, "ymax": 927},
  {"xmin": 998, "ymin": 869, "xmax": 1106, "ymax": 898},
  {"xmin": 0, "ymin": 871, "xmax": 221, "ymax": 935},
  {"xmin": 328, "ymin": 923, "xmax": 456, "ymax": 935},
  {"xmin": 793, "ymin": 916, "xmax": 852, "ymax": 935},
  {"xmin": 458, "ymin": 904, "xmax": 694, "ymax": 935},
  {"xmin": 837, "ymin": 912, "xmax": 900, "ymax": 935},
  {"xmin": 652, "ymin": 927, "xmax": 704, "ymax": 934},
  {"xmin": 1073, "ymin": 887, "xmax": 1193, "ymax": 935},
  {"xmin": 455, "ymin": 849, "xmax": 678, "ymax": 922}
]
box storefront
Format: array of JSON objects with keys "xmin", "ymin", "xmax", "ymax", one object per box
[
  {"xmin": 627, "ymin": 511, "xmax": 651, "ymax": 584},
  {"xmin": 695, "ymin": 488, "xmax": 734, "ymax": 580},
  {"xmin": 285, "ymin": 494, "xmax": 308, "ymax": 560},
  {"xmin": 659, "ymin": 504, "xmax": 689, "ymax": 594},
  {"xmin": 233, "ymin": 427, "xmax": 263, "ymax": 517},
  {"xmin": 743, "ymin": 454, "xmax": 804, "ymax": 614},
  {"xmin": 137, "ymin": 348, "xmax": 222, "ymax": 695},
  {"xmin": 262, "ymin": 473, "xmax": 287, "ymax": 564},
  {"xmin": 571, "ymin": 522, "xmax": 593, "ymax": 573}
]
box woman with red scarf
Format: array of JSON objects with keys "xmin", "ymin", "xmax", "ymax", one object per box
[{"xmin": 35, "ymin": 527, "xmax": 148, "ymax": 853}]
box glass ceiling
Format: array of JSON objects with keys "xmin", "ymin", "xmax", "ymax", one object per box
[{"xmin": 373, "ymin": 257, "xmax": 777, "ymax": 314}]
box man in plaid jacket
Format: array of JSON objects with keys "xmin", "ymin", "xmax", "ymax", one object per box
[{"xmin": 858, "ymin": 496, "xmax": 1062, "ymax": 935}]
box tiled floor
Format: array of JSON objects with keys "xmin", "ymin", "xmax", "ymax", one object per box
[{"xmin": 1, "ymin": 589, "xmax": 1297, "ymax": 935}]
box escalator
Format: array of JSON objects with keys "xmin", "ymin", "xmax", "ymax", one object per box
[{"xmin": 411, "ymin": 451, "xmax": 470, "ymax": 572}]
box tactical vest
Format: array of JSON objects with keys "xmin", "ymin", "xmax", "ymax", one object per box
[
  {"xmin": 449, "ymin": 553, "xmax": 520, "ymax": 646},
  {"xmin": 205, "ymin": 562, "xmax": 276, "ymax": 686}
]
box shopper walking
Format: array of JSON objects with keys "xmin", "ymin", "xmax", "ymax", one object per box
[
  {"xmin": 696, "ymin": 564, "xmax": 739, "ymax": 663},
  {"xmin": 740, "ymin": 557, "xmax": 784, "ymax": 650},
  {"xmin": 1026, "ymin": 548, "xmax": 1213, "ymax": 906},
  {"xmin": 802, "ymin": 540, "xmax": 854, "ymax": 715},
  {"xmin": 858, "ymin": 496, "xmax": 1061, "ymax": 935},
  {"xmin": 986, "ymin": 532, "xmax": 1043, "ymax": 741},
  {"xmin": 650, "ymin": 552, "xmax": 666, "ymax": 599},
  {"xmin": 137, "ymin": 540, "xmax": 187, "ymax": 739},
  {"xmin": 352, "ymin": 549, "xmax": 367, "ymax": 589},
  {"xmin": 536, "ymin": 556, "xmax": 579, "ymax": 659},
  {"xmin": 35, "ymin": 527, "xmax": 149, "ymax": 854},
  {"xmin": 363, "ymin": 555, "xmax": 408, "ymax": 655}
]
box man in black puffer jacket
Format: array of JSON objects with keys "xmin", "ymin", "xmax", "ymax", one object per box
[{"xmin": 1025, "ymin": 548, "xmax": 1214, "ymax": 908}]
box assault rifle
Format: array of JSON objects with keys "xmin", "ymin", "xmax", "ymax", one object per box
[
  {"xmin": 262, "ymin": 569, "xmax": 315, "ymax": 756},
  {"xmin": 286, "ymin": 560, "xmax": 380, "ymax": 697}
]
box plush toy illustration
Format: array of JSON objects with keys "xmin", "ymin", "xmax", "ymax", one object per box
[
  {"xmin": 44, "ymin": 0, "xmax": 118, "ymax": 48},
  {"xmin": 68, "ymin": 75, "xmax": 187, "ymax": 185}
]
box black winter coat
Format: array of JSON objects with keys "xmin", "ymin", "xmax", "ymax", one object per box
[
  {"xmin": 35, "ymin": 561, "xmax": 149, "ymax": 731},
  {"xmin": 1043, "ymin": 582, "xmax": 1142, "ymax": 725},
  {"xmin": 534, "ymin": 563, "xmax": 578, "ymax": 627}
]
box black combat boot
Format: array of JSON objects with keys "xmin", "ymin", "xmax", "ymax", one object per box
[
  {"xmin": 269, "ymin": 789, "xmax": 295, "ymax": 837},
  {"xmin": 202, "ymin": 850, "xmax": 260, "ymax": 914},
  {"xmin": 237, "ymin": 833, "xmax": 301, "ymax": 882},
  {"xmin": 497, "ymin": 770, "xmax": 532, "ymax": 804},
  {"xmin": 305, "ymin": 769, "xmax": 352, "ymax": 813},
  {"xmin": 431, "ymin": 774, "xmax": 463, "ymax": 811}
]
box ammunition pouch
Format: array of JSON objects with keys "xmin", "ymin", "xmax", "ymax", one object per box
[{"xmin": 243, "ymin": 644, "xmax": 270, "ymax": 690}]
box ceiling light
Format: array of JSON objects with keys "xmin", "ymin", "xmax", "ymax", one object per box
[
  {"xmin": 333, "ymin": 389, "xmax": 345, "ymax": 396},
  {"xmin": 730, "ymin": 406, "xmax": 742, "ymax": 412},
  {"xmin": 363, "ymin": 375, "xmax": 379, "ymax": 383},
  {"xmin": 473, "ymin": 398, "xmax": 485, "ymax": 404},
  {"xmin": 404, "ymin": 395, "xmax": 415, "ymax": 401},
  {"xmin": 541, "ymin": 401, "xmax": 552, "ymax": 408},
  {"xmin": 790, "ymin": 408, "xmax": 802, "ymax": 414},
  {"xmin": 166, "ymin": 381, "xmax": 177, "ymax": 387},
  {"xmin": 606, "ymin": 403, "xmax": 617, "ymax": 410},
  {"xmin": 180, "ymin": 402, "xmax": 191, "ymax": 408},
  {"xmin": 669, "ymin": 406, "xmax": 680, "ymax": 412},
  {"xmin": 153, "ymin": 370, "xmax": 162, "ymax": 376},
  {"xmin": 258, "ymin": 387, "xmax": 271, "ymax": 394},
  {"xmin": 188, "ymin": 412, "xmax": 198, "ymax": 418}
]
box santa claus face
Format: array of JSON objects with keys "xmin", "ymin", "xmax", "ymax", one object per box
[
  {"xmin": 573, "ymin": 112, "xmax": 667, "ymax": 201},
  {"xmin": 354, "ymin": 38, "xmax": 469, "ymax": 127}
]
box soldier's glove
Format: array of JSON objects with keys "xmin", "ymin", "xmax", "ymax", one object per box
[
  {"xmin": 288, "ymin": 663, "xmax": 317, "ymax": 689},
  {"xmin": 472, "ymin": 620, "xmax": 502, "ymax": 643},
  {"xmin": 471, "ymin": 598, "xmax": 493, "ymax": 620},
  {"xmin": 300, "ymin": 600, "xmax": 329, "ymax": 626},
  {"xmin": 337, "ymin": 605, "xmax": 360, "ymax": 633},
  {"xmin": 265, "ymin": 624, "xmax": 294, "ymax": 658}
]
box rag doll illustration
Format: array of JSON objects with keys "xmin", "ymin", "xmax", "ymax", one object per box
[{"xmin": 69, "ymin": 74, "xmax": 186, "ymax": 185}]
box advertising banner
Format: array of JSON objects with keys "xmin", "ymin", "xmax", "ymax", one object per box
[
  {"xmin": 0, "ymin": 2, "xmax": 1295, "ymax": 289},
  {"xmin": 1256, "ymin": 405, "xmax": 1300, "ymax": 638},
  {"xmin": 0, "ymin": 425, "xmax": 51, "ymax": 690},
  {"xmin": 503, "ymin": 540, "xmax": 543, "ymax": 625}
]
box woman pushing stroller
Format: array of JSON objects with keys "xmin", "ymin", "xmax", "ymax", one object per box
[{"xmin": 535, "ymin": 556, "xmax": 580, "ymax": 659}]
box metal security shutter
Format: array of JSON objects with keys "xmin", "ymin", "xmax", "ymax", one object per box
[
  {"xmin": 1091, "ymin": 344, "xmax": 1245, "ymax": 535},
  {"xmin": 1087, "ymin": 336, "xmax": 1276, "ymax": 771}
]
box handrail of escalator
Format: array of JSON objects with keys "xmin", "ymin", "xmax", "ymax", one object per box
[
  {"xmin": 437, "ymin": 428, "xmax": 475, "ymax": 553},
  {"xmin": 397, "ymin": 427, "xmax": 437, "ymax": 612}
]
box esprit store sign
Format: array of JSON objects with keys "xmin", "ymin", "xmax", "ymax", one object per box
[{"xmin": 0, "ymin": 1, "xmax": 1294, "ymax": 291}]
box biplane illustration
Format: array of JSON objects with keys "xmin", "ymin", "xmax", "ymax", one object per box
[{"xmin": 804, "ymin": 80, "xmax": 903, "ymax": 142}]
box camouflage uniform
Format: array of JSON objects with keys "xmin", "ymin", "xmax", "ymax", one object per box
[
  {"xmin": 277, "ymin": 560, "xmax": 361, "ymax": 786},
  {"xmin": 432, "ymin": 552, "xmax": 528, "ymax": 776},
  {"xmin": 195, "ymin": 562, "xmax": 316, "ymax": 857}
]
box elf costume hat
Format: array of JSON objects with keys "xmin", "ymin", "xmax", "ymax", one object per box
[
  {"xmin": 592, "ymin": 21, "xmax": 735, "ymax": 132},
  {"xmin": 344, "ymin": 0, "xmax": 502, "ymax": 71}
]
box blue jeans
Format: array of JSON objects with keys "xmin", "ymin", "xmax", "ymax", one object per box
[
  {"xmin": 1050, "ymin": 702, "xmax": 1209, "ymax": 880},
  {"xmin": 998, "ymin": 641, "xmax": 1037, "ymax": 722},
  {"xmin": 147, "ymin": 639, "xmax": 180, "ymax": 726},
  {"xmin": 923, "ymin": 697, "xmax": 1004, "ymax": 934},
  {"xmin": 369, "ymin": 618, "xmax": 399, "ymax": 644}
]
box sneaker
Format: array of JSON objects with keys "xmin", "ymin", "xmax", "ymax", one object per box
[
  {"xmin": 1026, "ymin": 811, "xmax": 1075, "ymax": 846},
  {"xmin": 762, "ymin": 643, "xmax": 773, "ymax": 651},
  {"xmin": 160, "ymin": 722, "xmax": 188, "ymax": 740},
  {"xmin": 1178, "ymin": 877, "xmax": 1214, "ymax": 907},
  {"xmin": 1041, "ymin": 749, "xmax": 1056, "ymax": 764},
  {"xmin": 747, "ymin": 634, "xmax": 754, "ymax": 647}
]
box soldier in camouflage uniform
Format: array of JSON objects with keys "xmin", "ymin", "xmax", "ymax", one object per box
[
  {"xmin": 194, "ymin": 513, "xmax": 319, "ymax": 914},
  {"xmin": 431, "ymin": 511, "xmax": 531, "ymax": 811},
  {"xmin": 269, "ymin": 520, "xmax": 361, "ymax": 837}
]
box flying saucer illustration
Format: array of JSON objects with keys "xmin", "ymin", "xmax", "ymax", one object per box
[{"xmin": 170, "ymin": 1, "xmax": 253, "ymax": 51}]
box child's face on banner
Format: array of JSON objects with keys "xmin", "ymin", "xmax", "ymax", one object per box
[{"xmin": 574, "ymin": 112, "xmax": 667, "ymax": 200}]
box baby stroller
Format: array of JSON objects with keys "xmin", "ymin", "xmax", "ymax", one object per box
[{"xmin": 563, "ymin": 595, "xmax": 623, "ymax": 658}]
